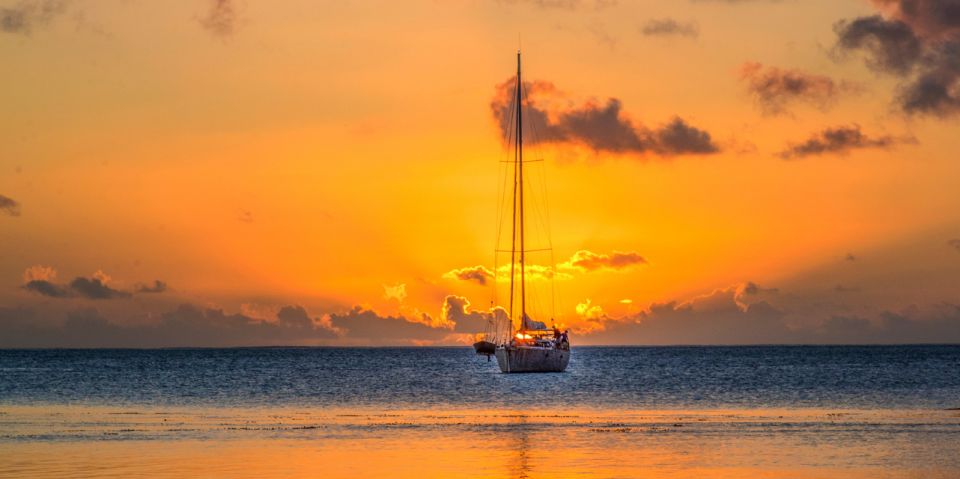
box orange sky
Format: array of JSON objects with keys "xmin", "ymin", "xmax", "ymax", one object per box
[{"xmin": 2, "ymin": 0, "xmax": 960, "ymax": 346}]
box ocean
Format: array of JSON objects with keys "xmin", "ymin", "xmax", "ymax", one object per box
[{"xmin": 2, "ymin": 346, "xmax": 959, "ymax": 477}]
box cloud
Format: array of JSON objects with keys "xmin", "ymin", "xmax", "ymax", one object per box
[
  {"xmin": 575, "ymin": 299, "xmax": 606, "ymax": 320},
  {"xmin": 0, "ymin": 194, "xmax": 20, "ymax": 216},
  {"xmin": 0, "ymin": 0, "xmax": 66, "ymax": 35},
  {"xmin": 0, "ymin": 294, "xmax": 504, "ymax": 347},
  {"xmin": 21, "ymin": 271, "xmax": 133, "ymax": 300},
  {"xmin": 641, "ymin": 18, "xmax": 699, "ymax": 38},
  {"xmin": 443, "ymin": 265, "xmax": 495, "ymax": 285},
  {"xmin": 440, "ymin": 295, "xmax": 510, "ymax": 333},
  {"xmin": 733, "ymin": 281, "xmax": 779, "ymax": 309},
  {"xmin": 560, "ymin": 250, "xmax": 646, "ymax": 271},
  {"xmin": 491, "ymin": 78, "xmax": 719, "ymax": 157},
  {"xmin": 328, "ymin": 307, "xmax": 448, "ymax": 343},
  {"xmin": 846, "ymin": 252, "xmax": 858, "ymax": 261},
  {"xmin": 22, "ymin": 265, "xmax": 56, "ymax": 282},
  {"xmin": 0, "ymin": 304, "xmax": 340, "ymax": 348},
  {"xmin": 199, "ymin": 0, "xmax": 237, "ymax": 37},
  {"xmin": 22, "ymin": 279, "xmax": 70, "ymax": 298},
  {"xmin": 949, "ymin": 238, "xmax": 960, "ymax": 251},
  {"xmin": 136, "ymin": 280, "xmax": 168, "ymax": 293},
  {"xmin": 382, "ymin": 283, "xmax": 407, "ymax": 302},
  {"xmin": 69, "ymin": 277, "xmax": 131, "ymax": 299},
  {"xmin": 777, "ymin": 125, "xmax": 912, "ymax": 159},
  {"xmin": 834, "ymin": 15, "xmax": 922, "ymax": 75},
  {"xmin": 739, "ymin": 62, "xmax": 855, "ymax": 115},
  {"xmin": 496, "ymin": 263, "xmax": 572, "ymax": 281},
  {"xmin": 579, "ymin": 282, "xmax": 960, "ymax": 344},
  {"xmin": 833, "ymin": 2, "xmax": 960, "ymax": 116}
]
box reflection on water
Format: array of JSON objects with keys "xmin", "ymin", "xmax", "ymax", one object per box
[
  {"xmin": 511, "ymin": 414, "xmax": 531, "ymax": 479},
  {"xmin": 1, "ymin": 406, "xmax": 958, "ymax": 478}
]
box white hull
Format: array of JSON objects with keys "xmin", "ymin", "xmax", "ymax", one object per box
[{"xmin": 495, "ymin": 346, "xmax": 569, "ymax": 373}]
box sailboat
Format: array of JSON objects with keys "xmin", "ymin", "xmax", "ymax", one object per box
[{"xmin": 473, "ymin": 51, "xmax": 571, "ymax": 373}]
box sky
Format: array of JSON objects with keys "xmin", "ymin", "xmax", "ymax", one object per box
[{"xmin": 2, "ymin": 0, "xmax": 960, "ymax": 346}]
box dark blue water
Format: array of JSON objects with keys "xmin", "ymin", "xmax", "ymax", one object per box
[{"xmin": 1, "ymin": 346, "xmax": 958, "ymax": 409}]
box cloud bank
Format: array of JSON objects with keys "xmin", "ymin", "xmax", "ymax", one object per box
[
  {"xmin": 2, "ymin": 304, "xmax": 340, "ymax": 348},
  {"xmin": 580, "ymin": 282, "xmax": 960, "ymax": 345}
]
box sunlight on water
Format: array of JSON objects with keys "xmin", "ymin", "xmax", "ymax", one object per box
[{"xmin": 1, "ymin": 406, "xmax": 958, "ymax": 478}]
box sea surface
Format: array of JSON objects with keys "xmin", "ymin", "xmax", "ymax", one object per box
[{"xmin": 1, "ymin": 346, "xmax": 959, "ymax": 478}]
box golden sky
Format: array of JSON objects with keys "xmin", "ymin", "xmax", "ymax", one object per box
[{"xmin": 2, "ymin": 0, "xmax": 960, "ymax": 346}]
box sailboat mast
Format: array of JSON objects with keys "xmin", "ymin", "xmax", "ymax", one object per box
[
  {"xmin": 516, "ymin": 51, "xmax": 526, "ymax": 331},
  {"xmin": 508, "ymin": 58, "xmax": 518, "ymax": 331}
]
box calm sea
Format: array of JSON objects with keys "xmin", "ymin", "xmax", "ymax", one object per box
[
  {"xmin": 2, "ymin": 346, "xmax": 960, "ymax": 478},
  {"xmin": 2, "ymin": 345, "xmax": 958, "ymax": 409}
]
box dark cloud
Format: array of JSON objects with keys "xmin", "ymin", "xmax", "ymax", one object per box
[
  {"xmin": 834, "ymin": 2, "xmax": 960, "ymax": 116},
  {"xmin": 0, "ymin": 0, "xmax": 66, "ymax": 35},
  {"xmin": 778, "ymin": 125, "xmax": 911, "ymax": 159},
  {"xmin": 740, "ymin": 62, "xmax": 853, "ymax": 115},
  {"xmin": 441, "ymin": 295, "xmax": 509, "ymax": 333},
  {"xmin": 580, "ymin": 284, "xmax": 960, "ymax": 345},
  {"xmin": 22, "ymin": 279, "xmax": 70, "ymax": 298},
  {"xmin": 199, "ymin": 0, "xmax": 236, "ymax": 37},
  {"xmin": 654, "ymin": 117, "xmax": 719, "ymax": 154},
  {"xmin": 328, "ymin": 307, "xmax": 447, "ymax": 343},
  {"xmin": 0, "ymin": 304, "xmax": 340, "ymax": 348},
  {"xmin": 949, "ymin": 238, "xmax": 960, "ymax": 251},
  {"xmin": 738, "ymin": 281, "xmax": 778, "ymax": 296},
  {"xmin": 69, "ymin": 277, "xmax": 131, "ymax": 300},
  {"xmin": 22, "ymin": 271, "xmax": 174, "ymax": 299},
  {"xmin": 0, "ymin": 194, "xmax": 20, "ymax": 216},
  {"xmin": 846, "ymin": 252, "xmax": 858, "ymax": 261},
  {"xmin": 443, "ymin": 266, "xmax": 495, "ymax": 285},
  {"xmin": 136, "ymin": 280, "xmax": 168, "ymax": 293},
  {"xmin": 834, "ymin": 15, "xmax": 923, "ymax": 75},
  {"xmin": 561, "ymin": 250, "xmax": 646, "ymax": 271},
  {"xmin": 491, "ymin": 78, "xmax": 719, "ymax": 157},
  {"xmin": 641, "ymin": 18, "xmax": 699, "ymax": 38}
]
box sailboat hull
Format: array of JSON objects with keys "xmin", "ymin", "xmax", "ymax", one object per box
[{"xmin": 495, "ymin": 346, "xmax": 569, "ymax": 373}]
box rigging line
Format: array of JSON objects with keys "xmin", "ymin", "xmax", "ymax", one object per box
[
  {"xmin": 493, "ymin": 84, "xmax": 518, "ymax": 312},
  {"xmin": 520, "ymin": 77, "xmax": 558, "ymax": 323},
  {"xmin": 517, "ymin": 51, "xmax": 526, "ymax": 330},
  {"xmin": 495, "ymin": 76, "xmax": 518, "ymax": 310}
]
